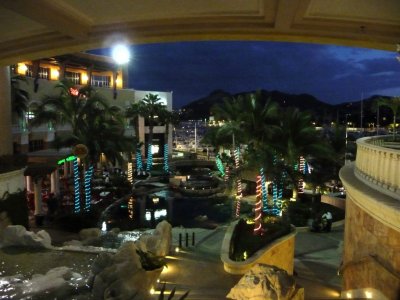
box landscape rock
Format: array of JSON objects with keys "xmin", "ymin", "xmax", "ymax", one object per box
[
  {"xmin": 1, "ymin": 225, "xmax": 52, "ymax": 248},
  {"xmin": 138, "ymin": 220, "xmax": 172, "ymax": 256},
  {"xmin": 79, "ymin": 228, "xmax": 101, "ymax": 241},
  {"xmin": 63, "ymin": 239, "xmax": 83, "ymax": 247},
  {"xmin": 0, "ymin": 211, "xmax": 11, "ymax": 238},
  {"xmin": 227, "ymin": 264, "xmax": 304, "ymax": 300},
  {"xmin": 90, "ymin": 221, "xmax": 172, "ymax": 299},
  {"xmin": 0, "ymin": 267, "xmax": 87, "ymax": 299}
]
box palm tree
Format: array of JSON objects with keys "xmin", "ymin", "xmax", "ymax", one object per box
[
  {"xmin": 159, "ymin": 109, "xmax": 180, "ymax": 173},
  {"xmin": 126, "ymin": 101, "xmax": 146, "ymax": 172},
  {"xmin": 377, "ymin": 96, "xmax": 400, "ymax": 140},
  {"xmin": 125, "ymin": 101, "xmax": 143, "ymax": 143},
  {"xmin": 11, "ymin": 75, "xmax": 29, "ymax": 130},
  {"xmin": 34, "ymin": 80, "xmax": 132, "ymax": 165},
  {"xmin": 212, "ymin": 95, "xmax": 247, "ymax": 148},
  {"xmin": 271, "ymin": 107, "xmax": 332, "ymax": 200},
  {"xmin": 212, "ymin": 92, "xmax": 279, "ymax": 216},
  {"xmin": 139, "ymin": 93, "xmax": 167, "ymax": 172}
]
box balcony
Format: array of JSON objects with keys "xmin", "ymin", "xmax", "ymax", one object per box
[{"xmin": 355, "ymin": 136, "xmax": 400, "ymax": 201}]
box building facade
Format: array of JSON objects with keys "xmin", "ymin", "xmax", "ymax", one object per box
[{"xmin": 11, "ymin": 53, "xmax": 173, "ymax": 159}]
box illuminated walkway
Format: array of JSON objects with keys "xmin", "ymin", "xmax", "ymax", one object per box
[{"xmin": 159, "ymin": 225, "xmax": 343, "ymax": 299}]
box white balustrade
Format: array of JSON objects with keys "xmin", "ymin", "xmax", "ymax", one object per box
[{"xmin": 355, "ymin": 136, "xmax": 400, "ymax": 200}]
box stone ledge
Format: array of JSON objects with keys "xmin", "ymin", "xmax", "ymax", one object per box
[
  {"xmin": 340, "ymin": 164, "xmax": 400, "ymax": 232},
  {"xmin": 220, "ymin": 220, "xmax": 296, "ymax": 275}
]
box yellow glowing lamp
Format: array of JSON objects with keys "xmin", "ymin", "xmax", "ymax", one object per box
[
  {"xmin": 18, "ymin": 63, "xmax": 28, "ymax": 74},
  {"xmin": 51, "ymin": 69, "xmax": 59, "ymax": 80}
]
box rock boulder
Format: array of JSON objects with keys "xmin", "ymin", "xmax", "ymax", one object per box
[
  {"xmin": 227, "ymin": 264, "xmax": 304, "ymax": 300},
  {"xmin": 79, "ymin": 228, "xmax": 102, "ymax": 241},
  {"xmin": 1, "ymin": 225, "xmax": 52, "ymax": 249}
]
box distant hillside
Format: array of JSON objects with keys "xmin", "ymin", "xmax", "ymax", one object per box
[
  {"xmin": 181, "ymin": 89, "xmax": 333, "ymax": 122},
  {"xmin": 180, "ymin": 90, "xmax": 392, "ymax": 126}
]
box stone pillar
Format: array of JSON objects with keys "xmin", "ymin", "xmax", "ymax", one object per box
[
  {"xmin": 0, "ymin": 66, "xmax": 13, "ymax": 155},
  {"xmin": 20, "ymin": 131, "xmax": 29, "ymax": 153},
  {"xmin": 63, "ymin": 162, "xmax": 69, "ymax": 178},
  {"xmin": 69, "ymin": 161, "xmax": 74, "ymax": 177},
  {"xmin": 50, "ymin": 170, "xmax": 60, "ymax": 196},
  {"xmin": 138, "ymin": 116, "xmax": 145, "ymax": 157},
  {"xmin": 33, "ymin": 178, "xmax": 43, "ymax": 215},
  {"xmin": 26, "ymin": 176, "xmax": 33, "ymax": 192}
]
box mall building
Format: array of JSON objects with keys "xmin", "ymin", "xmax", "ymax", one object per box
[
  {"xmin": 10, "ymin": 52, "xmax": 173, "ymax": 157},
  {"xmin": 0, "ymin": 1, "xmax": 399, "ymax": 299}
]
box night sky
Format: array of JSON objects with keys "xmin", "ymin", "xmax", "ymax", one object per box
[{"xmin": 90, "ymin": 41, "xmax": 400, "ymax": 109}]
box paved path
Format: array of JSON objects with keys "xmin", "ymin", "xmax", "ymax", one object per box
[
  {"xmin": 158, "ymin": 225, "xmax": 344, "ymax": 299},
  {"xmin": 31, "ymin": 222, "xmax": 344, "ymax": 299}
]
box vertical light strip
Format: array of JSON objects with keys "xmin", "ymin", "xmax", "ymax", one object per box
[
  {"xmin": 73, "ymin": 158, "xmax": 80, "ymax": 213},
  {"xmin": 234, "ymin": 147, "xmax": 242, "ymax": 218},
  {"xmin": 254, "ymin": 175, "xmax": 262, "ymax": 235},
  {"xmin": 260, "ymin": 168, "xmax": 268, "ymax": 213},
  {"xmin": 163, "ymin": 144, "xmax": 169, "ymax": 173},
  {"xmin": 127, "ymin": 162, "xmax": 133, "ymax": 183},
  {"xmin": 146, "ymin": 143, "xmax": 152, "ymax": 172},
  {"xmin": 84, "ymin": 165, "xmax": 94, "ymax": 211}
]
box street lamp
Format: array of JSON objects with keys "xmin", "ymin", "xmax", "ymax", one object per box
[
  {"xmin": 111, "ymin": 44, "xmax": 130, "ymax": 99},
  {"xmin": 111, "ymin": 44, "xmax": 130, "ymax": 64}
]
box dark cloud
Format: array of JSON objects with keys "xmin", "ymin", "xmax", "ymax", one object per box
[{"xmin": 90, "ymin": 41, "xmax": 400, "ymax": 109}]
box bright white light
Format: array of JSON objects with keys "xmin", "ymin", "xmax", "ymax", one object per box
[
  {"xmin": 111, "ymin": 44, "xmax": 130, "ymax": 64},
  {"xmin": 155, "ymin": 209, "xmax": 167, "ymax": 219},
  {"xmin": 346, "ymin": 292, "xmax": 352, "ymax": 298},
  {"xmin": 101, "ymin": 221, "xmax": 107, "ymax": 232},
  {"xmin": 145, "ymin": 210, "xmax": 152, "ymax": 221},
  {"xmin": 365, "ymin": 291, "xmax": 372, "ymax": 299},
  {"xmin": 151, "ymin": 144, "xmax": 159, "ymax": 154}
]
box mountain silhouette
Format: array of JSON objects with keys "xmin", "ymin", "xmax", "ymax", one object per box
[{"xmin": 180, "ymin": 90, "xmax": 392, "ymax": 126}]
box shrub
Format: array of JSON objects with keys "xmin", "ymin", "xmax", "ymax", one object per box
[
  {"xmin": 0, "ymin": 190, "xmax": 29, "ymax": 229},
  {"xmin": 230, "ymin": 217, "xmax": 291, "ymax": 261}
]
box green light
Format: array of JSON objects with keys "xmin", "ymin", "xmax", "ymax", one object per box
[{"xmin": 57, "ymin": 155, "xmax": 76, "ymax": 165}]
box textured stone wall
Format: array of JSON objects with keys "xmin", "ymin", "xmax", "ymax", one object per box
[{"xmin": 343, "ymin": 196, "xmax": 400, "ymax": 299}]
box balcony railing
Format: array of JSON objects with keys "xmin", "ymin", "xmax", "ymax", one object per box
[{"xmin": 355, "ymin": 136, "xmax": 400, "ymax": 200}]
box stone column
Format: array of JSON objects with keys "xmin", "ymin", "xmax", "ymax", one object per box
[
  {"xmin": 33, "ymin": 178, "xmax": 43, "ymax": 215},
  {"xmin": 50, "ymin": 170, "xmax": 60, "ymax": 196},
  {"xmin": 63, "ymin": 162, "xmax": 69, "ymax": 178},
  {"xmin": 138, "ymin": 116, "xmax": 146, "ymax": 157},
  {"xmin": 26, "ymin": 176, "xmax": 33, "ymax": 192},
  {"xmin": 0, "ymin": 66, "xmax": 13, "ymax": 155}
]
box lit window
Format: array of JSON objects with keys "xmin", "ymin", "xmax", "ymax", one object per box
[
  {"xmin": 26, "ymin": 111, "xmax": 35, "ymax": 120},
  {"xmin": 91, "ymin": 75, "xmax": 111, "ymax": 87},
  {"xmin": 65, "ymin": 71, "xmax": 81, "ymax": 84}
]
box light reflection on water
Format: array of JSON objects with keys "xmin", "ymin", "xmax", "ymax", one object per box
[
  {"xmin": 0, "ymin": 230, "xmax": 146, "ymax": 299},
  {"xmin": 0, "ymin": 247, "xmax": 98, "ymax": 299}
]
